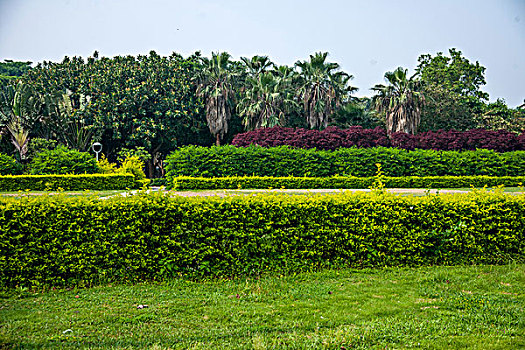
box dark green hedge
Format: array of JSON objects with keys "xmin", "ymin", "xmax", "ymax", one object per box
[
  {"xmin": 165, "ymin": 145, "xmax": 525, "ymax": 178},
  {"xmin": 170, "ymin": 175, "xmax": 525, "ymax": 190},
  {"xmin": 1, "ymin": 192, "xmax": 523, "ymax": 288},
  {"xmin": 0, "ymin": 153, "xmax": 22, "ymax": 175},
  {"xmin": 0, "ymin": 174, "xmax": 136, "ymax": 191}
]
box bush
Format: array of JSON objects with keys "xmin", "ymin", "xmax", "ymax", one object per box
[
  {"xmin": 0, "ymin": 153, "xmax": 22, "ymax": 175},
  {"xmin": 169, "ymin": 175, "xmax": 525, "ymax": 190},
  {"xmin": 0, "ymin": 174, "xmax": 136, "ymax": 191},
  {"xmin": 29, "ymin": 146, "xmax": 100, "ymax": 175},
  {"xmin": 232, "ymin": 126, "xmax": 389, "ymax": 150},
  {"xmin": 25, "ymin": 138, "xmax": 57, "ymax": 160},
  {"xmin": 119, "ymin": 156, "xmax": 146, "ymax": 180},
  {"xmin": 97, "ymin": 155, "xmax": 119, "ymax": 174},
  {"xmin": 97, "ymin": 154, "xmax": 149, "ymax": 188},
  {"xmin": 232, "ymin": 126, "xmax": 524, "ymax": 152},
  {"xmin": 1, "ymin": 192, "xmax": 523, "ymax": 288},
  {"xmin": 165, "ymin": 145, "xmax": 525, "ymax": 178}
]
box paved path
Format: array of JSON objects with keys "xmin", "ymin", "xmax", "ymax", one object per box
[
  {"xmin": 4, "ymin": 188, "xmax": 523, "ymax": 200},
  {"xmin": 147, "ymin": 187, "xmax": 473, "ymax": 197}
]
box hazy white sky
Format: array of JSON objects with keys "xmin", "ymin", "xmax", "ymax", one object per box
[{"xmin": 1, "ymin": 0, "xmax": 524, "ymax": 106}]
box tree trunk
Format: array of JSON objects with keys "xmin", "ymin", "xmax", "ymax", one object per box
[
  {"xmin": 147, "ymin": 159, "xmax": 154, "ymax": 179},
  {"xmin": 216, "ymin": 134, "xmax": 221, "ymax": 146}
]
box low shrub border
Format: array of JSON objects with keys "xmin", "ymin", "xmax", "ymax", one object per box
[
  {"xmin": 0, "ymin": 174, "xmax": 137, "ymax": 191},
  {"xmin": 170, "ymin": 175, "xmax": 525, "ymax": 190},
  {"xmin": 1, "ymin": 192, "xmax": 523, "ymax": 288}
]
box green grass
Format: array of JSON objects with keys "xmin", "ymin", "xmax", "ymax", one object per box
[{"xmin": 1, "ymin": 264, "xmax": 523, "ymax": 349}]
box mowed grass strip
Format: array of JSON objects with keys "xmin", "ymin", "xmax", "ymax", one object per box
[{"xmin": 1, "ymin": 264, "xmax": 523, "ymax": 349}]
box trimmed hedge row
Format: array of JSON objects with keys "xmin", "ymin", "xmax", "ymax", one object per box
[
  {"xmin": 170, "ymin": 176, "xmax": 525, "ymax": 190},
  {"xmin": 232, "ymin": 126, "xmax": 525, "ymax": 152},
  {"xmin": 1, "ymin": 192, "xmax": 523, "ymax": 288},
  {"xmin": 165, "ymin": 145, "xmax": 525, "ymax": 178},
  {"xmin": 0, "ymin": 174, "xmax": 137, "ymax": 191}
]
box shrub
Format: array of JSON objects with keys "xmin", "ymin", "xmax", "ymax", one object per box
[
  {"xmin": 0, "ymin": 153, "xmax": 22, "ymax": 175},
  {"xmin": 1, "ymin": 192, "xmax": 523, "ymax": 288},
  {"xmin": 29, "ymin": 146, "xmax": 100, "ymax": 175},
  {"xmin": 169, "ymin": 175, "xmax": 525, "ymax": 190},
  {"xmin": 414, "ymin": 129, "xmax": 521, "ymax": 152},
  {"xmin": 232, "ymin": 126, "xmax": 524, "ymax": 152},
  {"xmin": 165, "ymin": 145, "xmax": 525, "ymax": 178},
  {"xmin": 0, "ymin": 174, "xmax": 136, "ymax": 191},
  {"xmin": 97, "ymin": 155, "xmax": 119, "ymax": 174},
  {"xmin": 232, "ymin": 126, "xmax": 389, "ymax": 150},
  {"xmin": 26, "ymin": 138, "xmax": 57, "ymax": 160},
  {"xmin": 118, "ymin": 156, "xmax": 146, "ymax": 180}
]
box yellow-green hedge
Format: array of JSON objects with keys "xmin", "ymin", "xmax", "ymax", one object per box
[
  {"xmin": 1, "ymin": 191, "xmax": 523, "ymax": 288},
  {"xmin": 170, "ymin": 175, "xmax": 525, "ymax": 190},
  {"xmin": 0, "ymin": 174, "xmax": 137, "ymax": 191}
]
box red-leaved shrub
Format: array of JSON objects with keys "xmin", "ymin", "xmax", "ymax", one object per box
[{"xmin": 232, "ymin": 126, "xmax": 523, "ymax": 152}]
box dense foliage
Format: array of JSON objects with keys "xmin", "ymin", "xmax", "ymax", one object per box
[
  {"xmin": 28, "ymin": 146, "xmax": 100, "ymax": 175},
  {"xmin": 170, "ymin": 175, "xmax": 525, "ymax": 190},
  {"xmin": 1, "ymin": 192, "xmax": 523, "ymax": 287},
  {"xmin": 16, "ymin": 51, "xmax": 210, "ymax": 176},
  {"xmin": 166, "ymin": 145, "xmax": 525, "ymax": 178},
  {"xmin": 0, "ymin": 174, "xmax": 136, "ymax": 191},
  {"xmin": 232, "ymin": 126, "xmax": 389, "ymax": 150},
  {"xmin": 1, "ymin": 49, "xmax": 523, "ymax": 179},
  {"xmin": 0, "ymin": 153, "xmax": 22, "ymax": 175},
  {"xmin": 232, "ymin": 126, "xmax": 525, "ymax": 152},
  {"xmin": 0, "ymin": 60, "xmax": 32, "ymax": 85},
  {"xmin": 372, "ymin": 67, "xmax": 424, "ymax": 135},
  {"xmin": 415, "ymin": 49, "xmax": 524, "ymax": 132}
]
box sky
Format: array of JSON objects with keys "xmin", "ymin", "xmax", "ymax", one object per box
[{"xmin": 1, "ymin": 0, "xmax": 524, "ymax": 106}]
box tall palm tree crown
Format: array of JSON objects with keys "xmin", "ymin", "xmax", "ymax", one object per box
[
  {"xmin": 237, "ymin": 56, "xmax": 297, "ymax": 131},
  {"xmin": 196, "ymin": 52, "xmax": 237, "ymax": 146},
  {"xmin": 237, "ymin": 70, "xmax": 297, "ymax": 130},
  {"xmin": 372, "ymin": 67, "xmax": 425, "ymax": 135},
  {"xmin": 295, "ymin": 52, "xmax": 357, "ymax": 129}
]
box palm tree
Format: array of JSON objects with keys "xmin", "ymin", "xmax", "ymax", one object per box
[
  {"xmin": 371, "ymin": 67, "xmax": 425, "ymax": 135},
  {"xmin": 295, "ymin": 52, "xmax": 357, "ymax": 129},
  {"xmin": 240, "ymin": 55, "xmax": 274, "ymax": 77},
  {"xmin": 0, "ymin": 81, "xmax": 43, "ymax": 159},
  {"xmin": 0, "ymin": 81, "xmax": 42, "ymax": 129},
  {"xmin": 50, "ymin": 92, "xmax": 93, "ymax": 151},
  {"xmin": 7, "ymin": 117, "xmax": 29, "ymax": 161},
  {"xmin": 196, "ymin": 52, "xmax": 238, "ymax": 146},
  {"xmin": 237, "ymin": 70, "xmax": 297, "ymax": 130}
]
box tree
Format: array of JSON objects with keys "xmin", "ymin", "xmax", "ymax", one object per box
[
  {"xmin": 295, "ymin": 52, "xmax": 357, "ymax": 129},
  {"xmin": 0, "ymin": 60, "xmax": 32, "ymax": 86},
  {"xmin": 0, "ymin": 81, "xmax": 44, "ymax": 158},
  {"xmin": 237, "ymin": 71, "xmax": 297, "ymax": 130},
  {"xmin": 329, "ymin": 97, "xmax": 382, "ymax": 129},
  {"xmin": 196, "ymin": 52, "xmax": 238, "ymax": 146},
  {"xmin": 478, "ymin": 98, "xmax": 525, "ymax": 133},
  {"xmin": 415, "ymin": 48, "xmax": 488, "ymax": 131},
  {"xmin": 372, "ymin": 67, "xmax": 425, "ymax": 135},
  {"xmin": 0, "ymin": 81, "xmax": 43, "ymax": 130},
  {"xmin": 23, "ymin": 51, "xmax": 208, "ymax": 176},
  {"xmin": 48, "ymin": 92, "xmax": 93, "ymax": 151},
  {"xmin": 6, "ymin": 117, "xmax": 29, "ymax": 161},
  {"xmin": 240, "ymin": 55, "xmax": 274, "ymax": 77}
]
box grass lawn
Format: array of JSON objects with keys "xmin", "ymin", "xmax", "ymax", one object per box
[{"xmin": 1, "ymin": 264, "xmax": 523, "ymax": 349}]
